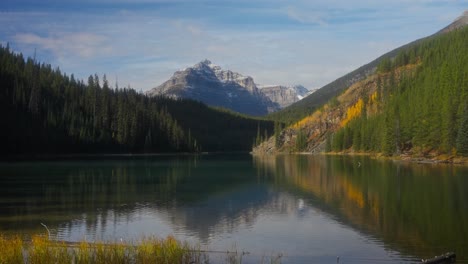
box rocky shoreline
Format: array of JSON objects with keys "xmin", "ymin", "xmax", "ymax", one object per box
[{"xmin": 252, "ymin": 149, "xmax": 468, "ymax": 165}]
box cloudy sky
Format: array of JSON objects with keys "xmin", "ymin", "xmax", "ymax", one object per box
[{"xmin": 0, "ymin": 0, "xmax": 466, "ymax": 91}]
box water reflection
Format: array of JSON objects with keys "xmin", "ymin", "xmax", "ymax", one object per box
[
  {"xmin": 0, "ymin": 155, "xmax": 269, "ymax": 241},
  {"xmin": 0, "ymin": 154, "xmax": 467, "ymax": 263},
  {"xmin": 0, "ymin": 157, "xmax": 199, "ymax": 236},
  {"xmin": 253, "ymin": 154, "xmax": 468, "ymax": 262}
]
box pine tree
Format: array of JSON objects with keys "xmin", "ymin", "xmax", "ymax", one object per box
[
  {"xmin": 28, "ymin": 50, "xmax": 40, "ymax": 115},
  {"xmin": 255, "ymin": 124, "xmax": 261, "ymax": 147},
  {"xmin": 382, "ymin": 112, "xmax": 396, "ymax": 156},
  {"xmin": 332, "ymin": 130, "xmax": 344, "ymax": 152},
  {"xmin": 274, "ymin": 121, "xmax": 282, "ymax": 147},
  {"xmin": 295, "ymin": 129, "xmax": 307, "ymax": 152},
  {"xmin": 456, "ymin": 105, "xmax": 468, "ymax": 156},
  {"xmin": 377, "ymin": 57, "xmax": 392, "ymax": 73},
  {"xmin": 144, "ymin": 129, "xmax": 152, "ymax": 152},
  {"xmin": 325, "ymin": 134, "xmax": 332, "ymax": 152}
]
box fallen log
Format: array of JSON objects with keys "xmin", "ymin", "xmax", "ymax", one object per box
[{"xmin": 421, "ymin": 252, "xmax": 456, "ymax": 264}]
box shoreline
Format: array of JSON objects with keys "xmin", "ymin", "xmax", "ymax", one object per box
[
  {"xmin": 2, "ymin": 151, "xmax": 467, "ymax": 165},
  {"xmin": 252, "ymin": 151, "xmax": 468, "ymax": 165},
  {"xmin": 322, "ymin": 151, "xmax": 468, "ymax": 165},
  {"xmin": 0, "ymin": 151, "xmax": 251, "ymax": 162}
]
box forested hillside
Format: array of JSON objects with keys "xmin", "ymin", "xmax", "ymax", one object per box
[
  {"xmin": 267, "ymin": 13, "xmax": 467, "ymax": 125},
  {"xmin": 255, "ymin": 26, "xmax": 468, "ymax": 158},
  {"xmin": 329, "ymin": 26, "xmax": 468, "ymax": 156},
  {"xmin": 0, "ymin": 45, "xmax": 273, "ymax": 156},
  {"xmin": 265, "ymin": 42, "xmax": 420, "ymax": 124}
]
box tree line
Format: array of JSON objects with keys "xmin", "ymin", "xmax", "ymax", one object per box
[{"xmin": 0, "ymin": 44, "xmax": 273, "ymax": 156}]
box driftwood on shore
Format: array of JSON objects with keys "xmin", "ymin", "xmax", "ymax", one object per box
[{"xmin": 421, "ymin": 252, "xmax": 456, "ymax": 264}]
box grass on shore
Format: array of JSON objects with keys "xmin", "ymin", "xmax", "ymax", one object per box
[{"xmin": 0, "ymin": 233, "xmax": 284, "ymax": 264}]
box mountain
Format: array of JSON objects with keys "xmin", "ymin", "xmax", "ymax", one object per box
[
  {"xmin": 146, "ymin": 60, "xmax": 279, "ymax": 116},
  {"xmin": 258, "ymin": 84, "xmax": 315, "ymax": 109},
  {"xmin": 293, "ymin": 85, "xmax": 317, "ymax": 98},
  {"xmin": 254, "ymin": 12, "xmax": 468, "ymax": 159}
]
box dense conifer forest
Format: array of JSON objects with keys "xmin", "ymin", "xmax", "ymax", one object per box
[
  {"xmin": 0, "ymin": 45, "xmax": 273, "ymax": 156},
  {"xmin": 328, "ymin": 27, "xmax": 468, "ymax": 156}
]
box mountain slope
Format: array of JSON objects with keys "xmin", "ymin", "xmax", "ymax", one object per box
[
  {"xmin": 438, "ymin": 10, "xmax": 468, "ymax": 33},
  {"xmin": 267, "ymin": 10, "xmax": 468, "ymax": 124},
  {"xmin": 254, "ymin": 16, "xmax": 468, "ymax": 159},
  {"xmin": 146, "ymin": 60, "xmax": 279, "ymax": 116}
]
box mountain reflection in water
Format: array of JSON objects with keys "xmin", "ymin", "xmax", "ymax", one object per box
[{"xmin": 0, "ymin": 154, "xmax": 467, "ymax": 263}]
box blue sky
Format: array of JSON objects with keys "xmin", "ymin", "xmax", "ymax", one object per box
[{"xmin": 1, "ymin": 0, "xmax": 466, "ymax": 90}]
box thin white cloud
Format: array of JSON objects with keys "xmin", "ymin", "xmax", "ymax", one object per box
[
  {"xmin": 286, "ymin": 6, "xmax": 328, "ymax": 25},
  {"xmin": 14, "ymin": 32, "xmax": 110, "ymax": 59}
]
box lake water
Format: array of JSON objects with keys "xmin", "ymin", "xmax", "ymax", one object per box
[{"xmin": 0, "ymin": 154, "xmax": 467, "ymax": 263}]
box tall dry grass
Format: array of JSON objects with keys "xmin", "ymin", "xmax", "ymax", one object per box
[
  {"xmin": 0, "ymin": 234, "xmax": 281, "ymax": 264},
  {"xmin": 0, "ymin": 235, "xmax": 23, "ymax": 264},
  {"xmin": 0, "ymin": 234, "xmax": 204, "ymax": 264}
]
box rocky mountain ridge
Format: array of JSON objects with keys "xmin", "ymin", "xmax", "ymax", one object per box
[
  {"xmin": 259, "ymin": 84, "xmax": 316, "ymax": 109},
  {"xmin": 146, "ymin": 60, "xmax": 311, "ymax": 116}
]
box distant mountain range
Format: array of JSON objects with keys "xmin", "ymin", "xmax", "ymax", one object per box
[{"xmin": 146, "ymin": 60, "xmax": 314, "ymax": 116}]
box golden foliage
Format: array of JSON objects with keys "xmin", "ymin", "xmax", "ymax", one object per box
[
  {"xmin": 369, "ymin": 91, "xmax": 377, "ymax": 105},
  {"xmin": 0, "ymin": 235, "xmax": 23, "ymax": 264},
  {"xmin": 292, "ymin": 109, "xmax": 324, "ymax": 129},
  {"xmin": 340, "ymin": 98, "xmax": 364, "ymax": 127}
]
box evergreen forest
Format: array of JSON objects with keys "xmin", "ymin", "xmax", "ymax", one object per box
[{"xmin": 0, "ymin": 45, "xmax": 273, "ymax": 157}]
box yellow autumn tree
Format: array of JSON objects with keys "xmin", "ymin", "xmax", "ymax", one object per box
[{"xmin": 341, "ymin": 98, "xmax": 364, "ymax": 127}]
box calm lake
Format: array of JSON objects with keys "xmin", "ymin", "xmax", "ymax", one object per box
[{"xmin": 0, "ymin": 154, "xmax": 467, "ymax": 263}]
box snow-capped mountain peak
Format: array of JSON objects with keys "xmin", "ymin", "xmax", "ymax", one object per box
[
  {"xmin": 146, "ymin": 59, "xmax": 314, "ymax": 114},
  {"xmin": 146, "ymin": 60, "xmax": 278, "ymax": 116},
  {"xmin": 184, "ymin": 60, "xmax": 255, "ymax": 89}
]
